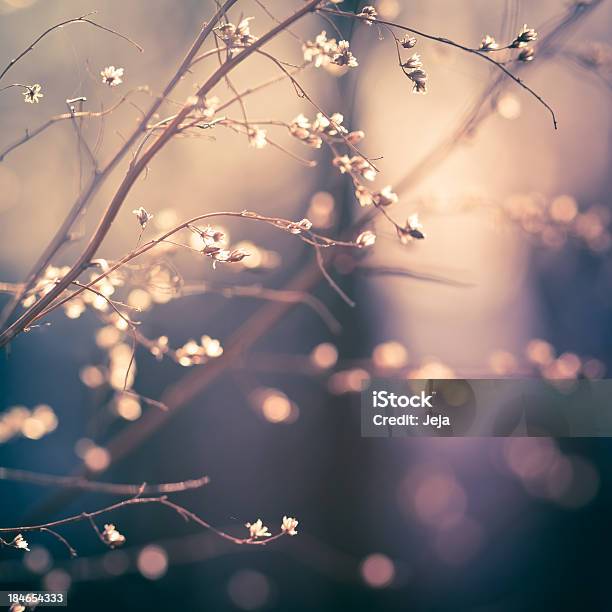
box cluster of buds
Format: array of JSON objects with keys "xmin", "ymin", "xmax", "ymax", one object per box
[
  {"xmin": 479, "ymin": 25, "xmax": 537, "ymax": 62},
  {"xmin": 396, "ymin": 36, "xmax": 428, "ymax": 93},
  {"xmin": 355, "ymin": 185, "xmax": 399, "ymax": 208},
  {"xmin": 216, "ymin": 17, "xmax": 258, "ymax": 53},
  {"xmin": 289, "ymin": 112, "xmax": 362, "ymax": 149},
  {"xmin": 102, "ymin": 523, "xmax": 126, "ymax": 548},
  {"xmin": 333, "ymin": 155, "xmax": 376, "ymax": 181},
  {"xmin": 175, "ymin": 335, "xmax": 224, "ymax": 367},
  {"xmin": 401, "ymin": 53, "xmax": 428, "ymax": 94},
  {"xmin": 303, "ymin": 32, "xmax": 358, "ymax": 68},
  {"xmin": 189, "ymin": 225, "xmax": 250, "ymax": 268}
]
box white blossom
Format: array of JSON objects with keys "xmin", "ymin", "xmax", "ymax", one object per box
[
  {"xmin": 479, "ymin": 35, "xmax": 499, "ymax": 52},
  {"xmin": 100, "ymin": 66, "xmax": 124, "ymax": 87},
  {"xmin": 12, "ymin": 534, "xmax": 29, "ymax": 551},
  {"xmin": 356, "ymin": 230, "xmax": 377, "ymax": 247},
  {"xmin": 23, "ymin": 83, "xmax": 43, "ymax": 104},
  {"xmin": 102, "ymin": 523, "xmax": 126, "ymax": 547},
  {"xmin": 288, "ymin": 218, "xmax": 313, "ymax": 234},
  {"xmin": 400, "ymin": 35, "xmax": 417, "ymax": 49},
  {"xmin": 511, "ymin": 24, "xmax": 537, "ymax": 48},
  {"xmin": 248, "ymin": 127, "xmax": 267, "ymax": 149},
  {"xmin": 407, "ymin": 68, "xmax": 428, "ymax": 94},
  {"xmin": 132, "ymin": 206, "xmax": 153, "ymax": 229},
  {"xmin": 333, "ymin": 40, "xmax": 358, "ymax": 68},
  {"xmin": 245, "ymin": 519, "xmax": 271, "ymax": 539},
  {"xmin": 402, "ymin": 54, "xmax": 423, "ymax": 70},
  {"xmin": 398, "ymin": 213, "xmax": 426, "ymax": 243},
  {"xmin": 357, "ymin": 6, "xmax": 377, "ymax": 23},
  {"xmin": 281, "ymin": 516, "xmax": 299, "ymax": 536}
]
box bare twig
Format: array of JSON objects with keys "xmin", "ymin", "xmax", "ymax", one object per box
[
  {"xmin": 0, "ymin": 495, "xmax": 289, "ymax": 547},
  {"xmin": 0, "ymin": 12, "xmax": 141, "ymax": 83},
  {"xmin": 0, "ymin": 467, "xmax": 210, "ymax": 495},
  {"xmin": 319, "ymin": 7, "xmax": 558, "ymax": 129}
]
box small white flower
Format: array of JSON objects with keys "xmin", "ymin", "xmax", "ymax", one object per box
[
  {"xmin": 374, "ymin": 186, "xmax": 399, "ymax": 207},
  {"xmin": 398, "ymin": 213, "xmax": 426, "ymax": 243},
  {"xmin": 195, "ymin": 95, "xmax": 220, "ymax": 120},
  {"xmin": 400, "ymin": 35, "xmax": 417, "ymax": 49},
  {"xmin": 245, "ymin": 519, "xmax": 272, "ymax": 539},
  {"xmin": 132, "ymin": 206, "xmax": 153, "ymax": 229},
  {"xmin": 212, "ymin": 248, "xmax": 250, "ymax": 267},
  {"xmin": 356, "ymin": 230, "xmax": 376, "ymax": 247},
  {"xmin": 511, "ymin": 25, "xmax": 537, "ymax": 48},
  {"xmin": 402, "ymin": 54, "xmax": 423, "ymax": 70},
  {"xmin": 248, "ymin": 127, "xmax": 267, "ymax": 149},
  {"xmin": 201, "ymin": 335, "xmax": 223, "ymax": 358},
  {"xmin": 281, "ymin": 516, "xmax": 299, "ymax": 536},
  {"xmin": 479, "ymin": 34, "xmax": 499, "ymax": 52},
  {"xmin": 23, "ymin": 83, "xmax": 43, "ymax": 104},
  {"xmin": 518, "ymin": 47, "xmax": 535, "ymax": 62},
  {"xmin": 288, "ymin": 218, "xmax": 313, "ymax": 234},
  {"xmin": 357, "ymin": 5, "xmax": 377, "ymax": 23},
  {"xmin": 355, "ymin": 185, "xmax": 374, "ymax": 207},
  {"xmin": 333, "ymin": 40, "xmax": 358, "ymax": 68},
  {"xmin": 100, "ymin": 66, "xmax": 124, "ymax": 87},
  {"xmin": 347, "ymin": 130, "xmax": 365, "ymax": 144},
  {"xmin": 12, "ymin": 534, "xmax": 29, "ymax": 551},
  {"xmin": 407, "ymin": 68, "xmax": 428, "ymax": 94},
  {"xmin": 102, "ymin": 523, "xmax": 126, "ymax": 547}
]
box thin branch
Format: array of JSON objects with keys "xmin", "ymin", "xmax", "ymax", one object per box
[
  {"xmin": 0, "ymin": 12, "xmax": 141, "ymax": 83},
  {"xmin": 0, "ymin": 467, "xmax": 210, "ymax": 495},
  {"xmin": 319, "ymin": 7, "xmax": 558, "ymax": 129},
  {"xmin": 0, "ymin": 495, "xmax": 289, "ymax": 547},
  {"xmin": 39, "ymin": 527, "xmax": 78, "ymax": 557}
]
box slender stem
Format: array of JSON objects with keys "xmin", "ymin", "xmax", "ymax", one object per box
[
  {"xmin": 0, "ymin": 467, "xmax": 209, "ymax": 495},
  {"xmin": 0, "ymin": 12, "xmax": 141, "ymax": 83},
  {"xmin": 0, "ymin": 495, "xmax": 288, "ymax": 547}
]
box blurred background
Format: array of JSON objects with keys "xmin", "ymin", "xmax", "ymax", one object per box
[{"xmin": 1, "ymin": 0, "xmax": 612, "ymax": 609}]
